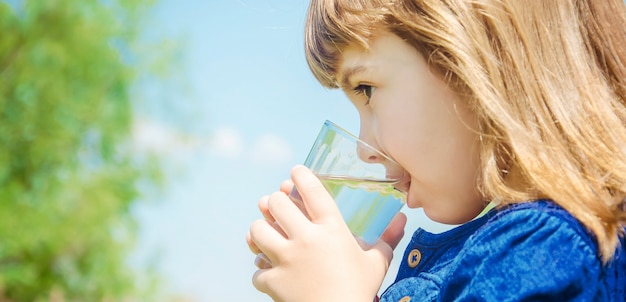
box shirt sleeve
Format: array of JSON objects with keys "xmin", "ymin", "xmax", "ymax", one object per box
[{"xmin": 439, "ymin": 203, "xmax": 602, "ymax": 301}]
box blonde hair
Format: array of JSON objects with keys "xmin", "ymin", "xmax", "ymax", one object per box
[{"xmin": 305, "ymin": 0, "xmax": 626, "ymax": 262}]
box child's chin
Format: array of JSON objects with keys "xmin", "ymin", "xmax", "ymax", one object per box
[{"xmin": 405, "ymin": 194, "xmax": 422, "ymax": 209}]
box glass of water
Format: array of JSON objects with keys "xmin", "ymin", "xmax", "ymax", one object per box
[{"xmin": 290, "ymin": 120, "xmax": 407, "ymax": 245}]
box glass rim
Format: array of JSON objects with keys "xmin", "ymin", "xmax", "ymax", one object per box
[{"xmin": 323, "ymin": 120, "xmax": 402, "ymax": 168}]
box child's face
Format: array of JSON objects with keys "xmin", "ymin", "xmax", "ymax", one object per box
[{"xmin": 336, "ymin": 31, "xmax": 485, "ymax": 224}]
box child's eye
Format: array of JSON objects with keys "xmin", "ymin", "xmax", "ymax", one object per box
[{"xmin": 353, "ymin": 84, "xmax": 376, "ymax": 104}]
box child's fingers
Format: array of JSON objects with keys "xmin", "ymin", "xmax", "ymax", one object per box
[
  {"xmin": 246, "ymin": 231, "xmax": 261, "ymax": 255},
  {"xmin": 259, "ymin": 193, "xmax": 292, "ymax": 238},
  {"xmin": 267, "ymin": 191, "xmax": 309, "ymax": 238},
  {"xmin": 279, "ymin": 179, "xmax": 294, "ymax": 194},
  {"xmin": 248, "ymin": 230, "xmax": 275, "ymax": 269},
  {"xmin": 280, "ymin": 179, "xmax": 312, "ymax": 218},
  {"xmin": 249, "ymin": 219, "xmax": 288, "ymax": 262},
  {"xmin": 254, "ymin": 252, "xmax": 273, "ymax": 269},
  {"xmin": 258, "ymin": 195, "xmax": 275, "ymax": 224},
  {"xmin": 290, "ymin": 165, "xmax": 342, "ymax": 223},
  {"xmin": 252, "ymin": 265, "xmax": 277, "ymax": 296}
]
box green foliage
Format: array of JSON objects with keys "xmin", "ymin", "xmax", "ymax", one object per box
[{"xmin": 0, "ymin": 0, "xmax": 162, "ymax": 300}]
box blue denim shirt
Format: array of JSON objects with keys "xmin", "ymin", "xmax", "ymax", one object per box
[{"xmin": 381, "ymin": 200, "xmax": 626, "ymax": 301}]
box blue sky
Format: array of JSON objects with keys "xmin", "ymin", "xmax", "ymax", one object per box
[{"xmin": 130, "ymin": 1, "xmax": 449, "ymax": 300}]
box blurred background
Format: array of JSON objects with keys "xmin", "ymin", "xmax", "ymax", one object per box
[{"xmin": 0, "ymin": 0, "xmax": 448, "ymax": 301}]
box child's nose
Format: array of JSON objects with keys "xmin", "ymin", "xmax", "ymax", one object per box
[{"xmin": 356, "ymin": 136, "xmax": 384, "ymax": 164}]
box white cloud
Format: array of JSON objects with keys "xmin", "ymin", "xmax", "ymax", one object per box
[
  {"xmin": 132, "ymin": 119, "xmax": 292, "ymax": 164},
  {"xmin": 132, "ymin": 118, "xmax": 202, "ymax": 156},
  {"xmin": 251, "ymin": 133, "xmax": 293, "ymax": 165},
  {"xmin": 209, "ymin": 127, "xmax": 244, "ymax": 159}
]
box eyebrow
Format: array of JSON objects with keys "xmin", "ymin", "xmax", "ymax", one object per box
[{"xmin": 338, "ymin": 65, "xmax": 367, "ymax": 90}]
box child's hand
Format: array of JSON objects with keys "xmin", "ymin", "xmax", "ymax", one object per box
[
  {"xmin": 246, "ymin": 180, "xmax": 293, "ymax": 269},
  {"xmin": 247, "ymin": 165, "xmax": 406, "ymax": 302}
]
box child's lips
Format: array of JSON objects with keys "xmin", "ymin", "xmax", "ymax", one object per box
[{"xmin": 395, "ymin": 178, "xmax": 411, "ymax": 195}]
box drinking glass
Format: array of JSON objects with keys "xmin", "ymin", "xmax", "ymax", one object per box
[{"xmin": 291, "ymin": 120, "xmax": 407, "ymax": 245}]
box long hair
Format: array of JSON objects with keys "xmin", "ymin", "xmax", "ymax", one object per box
[{"xmin": 305, "ymin": 0, "xmax": 626, "ymax": 262}]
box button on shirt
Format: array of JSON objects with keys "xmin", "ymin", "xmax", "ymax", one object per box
[
  {"xmin": 407, "ymin": 249, "xmax": 421, "ymax": 268},
  {"xmin": 380, "ymin": 200, "xmax": 626, "ymax": 301}
]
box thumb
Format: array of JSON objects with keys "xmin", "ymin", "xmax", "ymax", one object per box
[
  {"xmin": 290, "ymin": 165, "xmax": 342, "ymax": 222},
  {"xmin": 380, "ymin": 212, "xmax": 407, "ymax": 250},
  {"xmin": 366, "ymin": 213, "xmax": 407, "ymax": 271}
]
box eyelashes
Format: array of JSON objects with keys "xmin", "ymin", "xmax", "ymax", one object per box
[{"xmin": 353, "ymin": 84, "xmax": 376, "ymax": 104}]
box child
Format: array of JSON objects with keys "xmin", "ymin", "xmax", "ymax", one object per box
[{"xmin": 247, "ymin": 0, "xmax": 626, "ymax": 300}]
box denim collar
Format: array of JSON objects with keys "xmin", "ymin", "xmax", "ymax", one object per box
[{"xmin": 394, "ymin": 208, "xmax": 496, "ymax": 281}]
